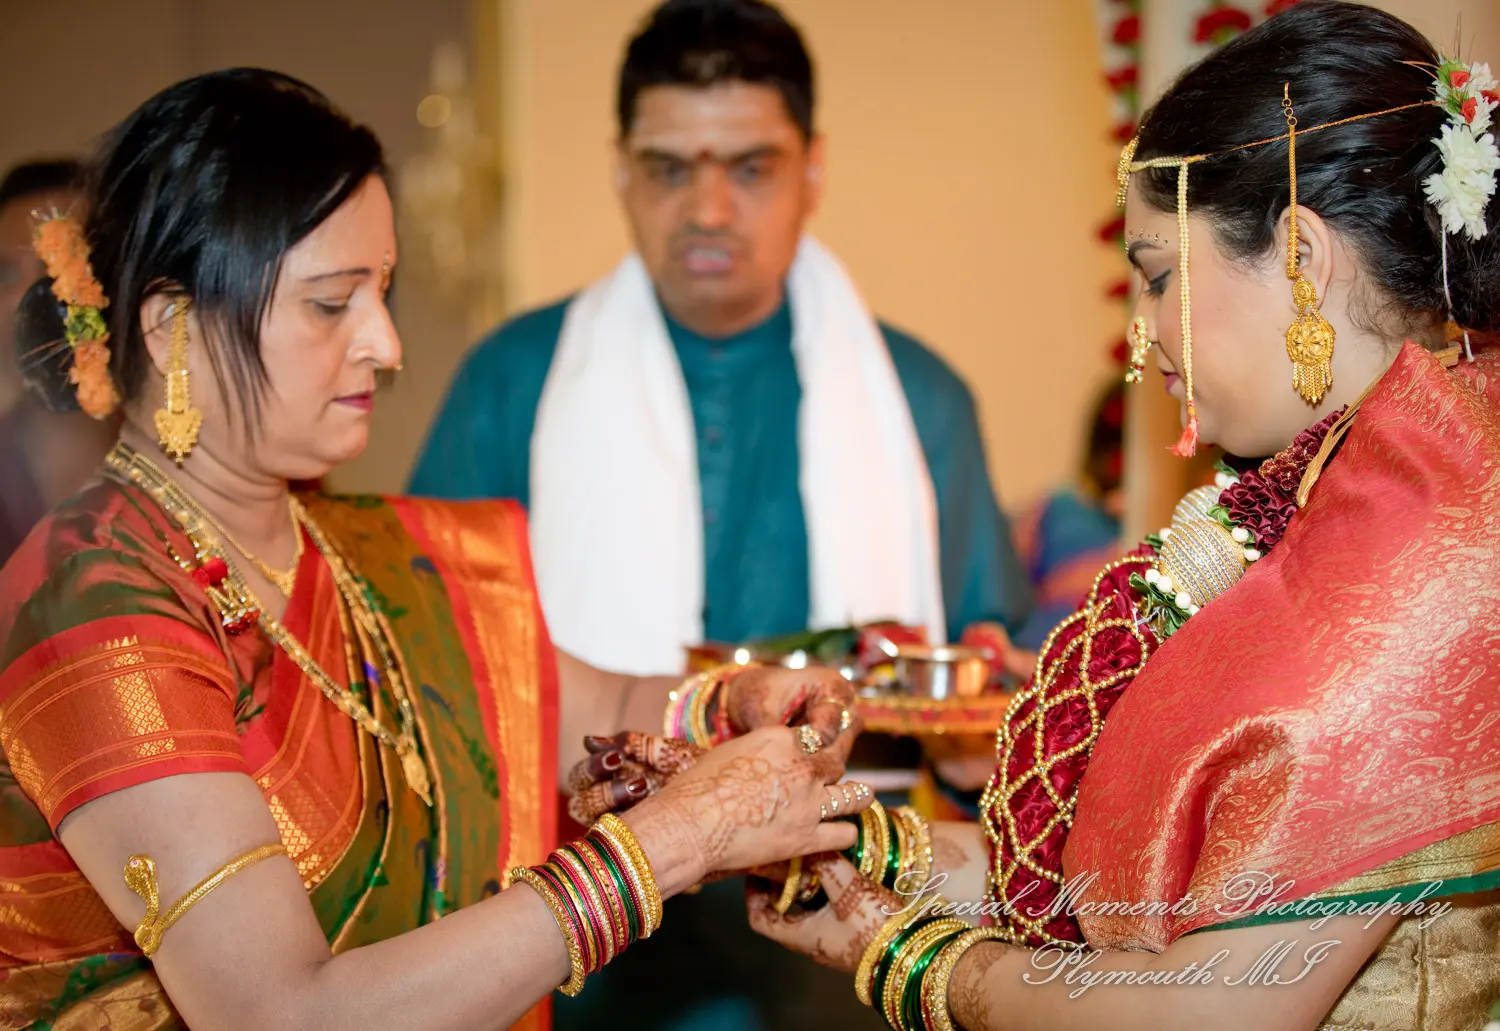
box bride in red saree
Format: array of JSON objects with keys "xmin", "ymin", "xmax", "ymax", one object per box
[
  {"xmin": 0, "ymin": 69, "xmax": 869, "ymax": 1031},
  {"xmin": 748, "ymin": 5, "xmax": 1500, "ymax": 1029}
]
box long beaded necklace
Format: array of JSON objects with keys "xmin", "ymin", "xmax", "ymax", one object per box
[{"xmin": 104, "ymin": 442, "xmax": 433, "ymax": 806}]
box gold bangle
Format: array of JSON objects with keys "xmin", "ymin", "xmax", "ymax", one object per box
[
  {"xmin": 855, "ymin": 896, "xmax": 940, "ymax": 1007},
  {"xmin": 855, "ymin": 803, "xmax": 884, "ymax": 880},
  {"xmin": 868, "ymin": 802, "xmax": 891, "ymax": 886},
  {"xmin": 595, "ymin": 814, "xmax": 663, "ymax": 935},
  {"xmin": 774, "ymin": 855, "xmax": 804, "ymax": 915},
  {"xmin": 124, "ymin": 843, "xmax": 287, "ymax": 958},
  {"xmin": 511, "ymin": 867, "xmax": 588, "ymax": 996},
  {"xmin": 895, "ymin": 806, "xmax": 933, "ymax": 891},
  {"xmin": 555, "ymin": 848, "xmax": 618, "ymax": 965},
  {"xmin": 883, "ymin": 918, "xmax": 969, "ymax": 1029},
  {"xmin": 923, "ymin": 927, "xmax": 1011, "ymax": 1031},
  {"xmin": 543, "ymin": 859, "xmax": 600, "ymax": 974}
]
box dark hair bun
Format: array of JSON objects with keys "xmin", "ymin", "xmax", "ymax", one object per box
[{"xmin": 14, "ymin": 277, "xmax": 82, "ymax": 413}]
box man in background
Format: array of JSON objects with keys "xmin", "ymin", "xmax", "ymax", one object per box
[
  {"xmin": 0, "ymin": 160, "xmax": 115, "ymax": 565},
  {"xmin": 410, "ymin": 1, "xmax": 1030, "ymax": 1027}
]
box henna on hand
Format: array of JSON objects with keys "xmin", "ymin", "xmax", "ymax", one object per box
[{"xmin": 948, "ymin": 940, "xmax": 1008, "ymax": 1030}]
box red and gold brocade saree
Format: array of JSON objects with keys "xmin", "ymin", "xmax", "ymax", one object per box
[
  {"xmin": 1050, "ymin": 344, "xmax": 1500, "ymax": 1028},
  {"xmin": 0, "ymin": 486, "xmax": 558, "ymax": 1030}
]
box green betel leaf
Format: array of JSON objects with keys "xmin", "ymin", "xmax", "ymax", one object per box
[
  {"xmin": 1144, "ymin": 533, "xmax": 1164, "ymax": 550},
  {"xmin": 1213, "ymin": 458, "xmax": 1237, "ymax": 478}
]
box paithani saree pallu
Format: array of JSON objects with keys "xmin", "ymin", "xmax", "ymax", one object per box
[
  {"xmin": 1063, "ymin": 344, "xmax": 1500, "ymax": 1029},
  {"xmin": 0, "ymin": 488, "xmax": 558, "ymax": 1030}
]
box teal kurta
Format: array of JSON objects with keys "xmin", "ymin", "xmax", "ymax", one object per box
[{"xmin": 408, "ymin": 296, "xmax": 1031, "ymax": 641}]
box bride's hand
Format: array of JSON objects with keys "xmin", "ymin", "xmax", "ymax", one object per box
[
  {"xmin": 748, "ymin": 854, "xmax": 907, "ymax": 974},
  {"xmin": 620, "ymin": 724, "xmax": 872, "ymax": 896},
  {"xmin": 721, "ymin": 665, "xmax": 859, "ymax": 743}
]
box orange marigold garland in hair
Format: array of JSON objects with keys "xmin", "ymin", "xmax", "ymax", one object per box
[{"xmin": 31, "ymin": 214, "xmax": 120, "ymax": 418}]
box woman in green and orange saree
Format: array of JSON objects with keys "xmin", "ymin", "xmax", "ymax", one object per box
[
  {"xmin": 0, "ymin": 69, "xmax": 875, "ymax": 1031},
  {"xmin": 747, "ymin": 5, "xmax": 1500, "ymax": 1029}
]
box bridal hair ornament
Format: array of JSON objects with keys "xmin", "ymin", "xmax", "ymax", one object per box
[
  {"xmin": 1425, "ymin": 59, "xmax": 1499, "ymax": 361},
  {"xmin": 29, "ymin": 214, "xmax": 120, "ymax": 419},
  {"xmin": 1116, "ymin": 57, "xmax": 1497, "ymax": 456}
]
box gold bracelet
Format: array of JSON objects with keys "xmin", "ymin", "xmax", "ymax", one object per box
[
  {"xmin": 511, "ymin": 867, "xmax": 588, "ymax": 996},
  {"xmin": 895, "ymin": 806, "xmax": 934, "ymax": 891},
  {"xmin": 773, "ymin": 855, "xmax": 804, "ymax": 915},
  {"xmin": 868, "ymin": 802, "xmax": 892, "ymax": 886},
  {"xmin": 855, "ymin": 802, "xmax": 885, "ymax": 881},
  {"xmin": 595, "ymin": 814, "xmax": 663, "ymax": 935},
  {"xmin": 923, "ymin": 926, "xmax": 1011, "ymax": 1031},
  {"xmin": 883, "ymin": 918, "xmax": 969, "ymax": 1029},
  {"xmin": 855, "ymin": 896, "xmax": 941, "ymax": 1007},
  {"xmin": 124, "ymin": 843, "xmax": 287, "ymax": 958},
  {"xmin": 554, "ymin": 848, "xmax": 618, "ymax": 965}
]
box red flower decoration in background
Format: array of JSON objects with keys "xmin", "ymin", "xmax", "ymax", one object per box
[
  {"xmin": 1264, "ymin": 0, "xmax": 1300, "ymax": 15},
  {"xmin": 1107, "ymin": 279, "xmax": 1131, "ymax": 300},
  {"xmin": 1105, "ymin": 66, "xmax": 1139, "ymax": 93},
  {"xmin": 1462, "ymin": 97, "xmax": 1479, "ymax": 124},
  {"xmin": 1451, "ymin": 69, "xmax": 1472, "ymax": 90},
  {"xmin": 1112, "ymin": 15, "xmax": 1140, "ymax": 45},
  {"xmin": 1110, "ymin": 337, "xmax": 1130, "ymax": 366},
  {"xmin": 1100, "ymin": 392, "xmax": 1126, "ymax": 429},
  {"xmin": 1485, "ymin": 90, "xmax": 1500, "ymax": 105},
  {"xmin": 1097, "ymin": 215, "xmax": 1127, "ymax": 243},
  {"xmin": 1194, "ymin": 6, "xmax": 1252, "ymax": 45},
  {"xmin": 1111, "ymin": 120, "xmax": 1139, "ymax": 143}
]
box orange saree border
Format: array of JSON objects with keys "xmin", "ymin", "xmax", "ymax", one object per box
[
  {"xmin": 0, "ymin": 615, "xmax": 246, "ymax": 831},
  {"xmin": 237, "ymin": 532, "xmax": 364, "ymax": 889},
  {"xmin": 389, "ymin": 498, "xmax": 560, "ymax": 876}
]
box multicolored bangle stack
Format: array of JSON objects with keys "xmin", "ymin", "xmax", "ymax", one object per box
[
  {"xmin": 843, "ymin": 801, "xmax": 934, "ymax": 894},
  {"xmin": 855, "ymin": 905, "xmax": 1010, "ymax": 1031},
  {"xmin": 510, "ymin": 813, "xmax": 662, "ymax": 996},
  {"xmin": 662, "ymin": 663, "xmax": 748, "ymax": 746}
]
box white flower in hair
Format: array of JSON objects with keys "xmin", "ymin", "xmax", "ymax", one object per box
[
  {"xmin": 1426, "ymin": 59, "xmax": 1500, "ymax": 240},
  {"xmin": 1424, "ymin": 124, "xmax": 1500, "ymax": 241}
]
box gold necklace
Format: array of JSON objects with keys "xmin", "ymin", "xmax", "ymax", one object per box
[
  {"xmin": 104, "ymin": 442, "xmax": 432, "ymax": 806},
  {"xmin": 193, "ymin": 497, "xmax": 304, "ymax": 599}
]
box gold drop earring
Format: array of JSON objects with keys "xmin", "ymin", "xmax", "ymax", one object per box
[
  {"xmin": 154, "ymin": 299, "xmax": 202, "ymax": 464},
  {"xmin": 1282, "ymin": 86, "xmax": 1335, "ymax": 406},
  {"xmin": 1126, "ymin": 317, "xmax": 1154, "ymax": 384}
]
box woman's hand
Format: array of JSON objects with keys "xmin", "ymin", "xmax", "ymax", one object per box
[
  {"xmin": 748, "ymin": 855, "xmax": 907, "ymax": 974},
  {"xmin": 620, "ymin": 723, "xmax": 871, "ymax": 897},
  {"xmin": 721, "ymin": 664, "xmax": 858, "ymax": 743},
  {"xmin": 566, "ymin": 732, "xmax": 705, "ymax": 825}
]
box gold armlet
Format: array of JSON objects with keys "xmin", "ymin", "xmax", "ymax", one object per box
[{"xmin": 125, "ymin": 843, "xmax": 288, "ymax": 957}]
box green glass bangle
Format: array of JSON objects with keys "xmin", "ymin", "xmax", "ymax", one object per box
[
  {"xmin": 843, "ymin": 814, "xmax": 866, "ymax": 871},
  {"xmin": 582, "ymin": 837, "xmax": 639, "ymax": 942},
  {"xmin": 902, "ymin": 931, "xmax": 957, "ymax": 1031},
  {"xmin": 872, "ymin": 917, "xmax": 935, "ymax": 1019}
]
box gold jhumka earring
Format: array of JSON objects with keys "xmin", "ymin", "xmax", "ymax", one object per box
[
  {"xmin": 1126, "ymin": 316, "xmax": 1154, "ymax": 384},
  {"xmin": 1281, "ymin": 86, "xmax": 1336, "ymax": 406},
  {"xmin": 1115, "ymin": 88, "xmax": 1435, "ymax": 455},
  {"xmin": 154, "ymin": 299, "xmax": 202, "ymax": 464}
]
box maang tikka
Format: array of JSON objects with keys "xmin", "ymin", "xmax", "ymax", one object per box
[
  {"xmin": 155, "ymin": 299, "xmax": 202, "ymax": 464},
  {"xmin": 1282, "ymin": 86, "xmax": 1336, "ymax": 406}
]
